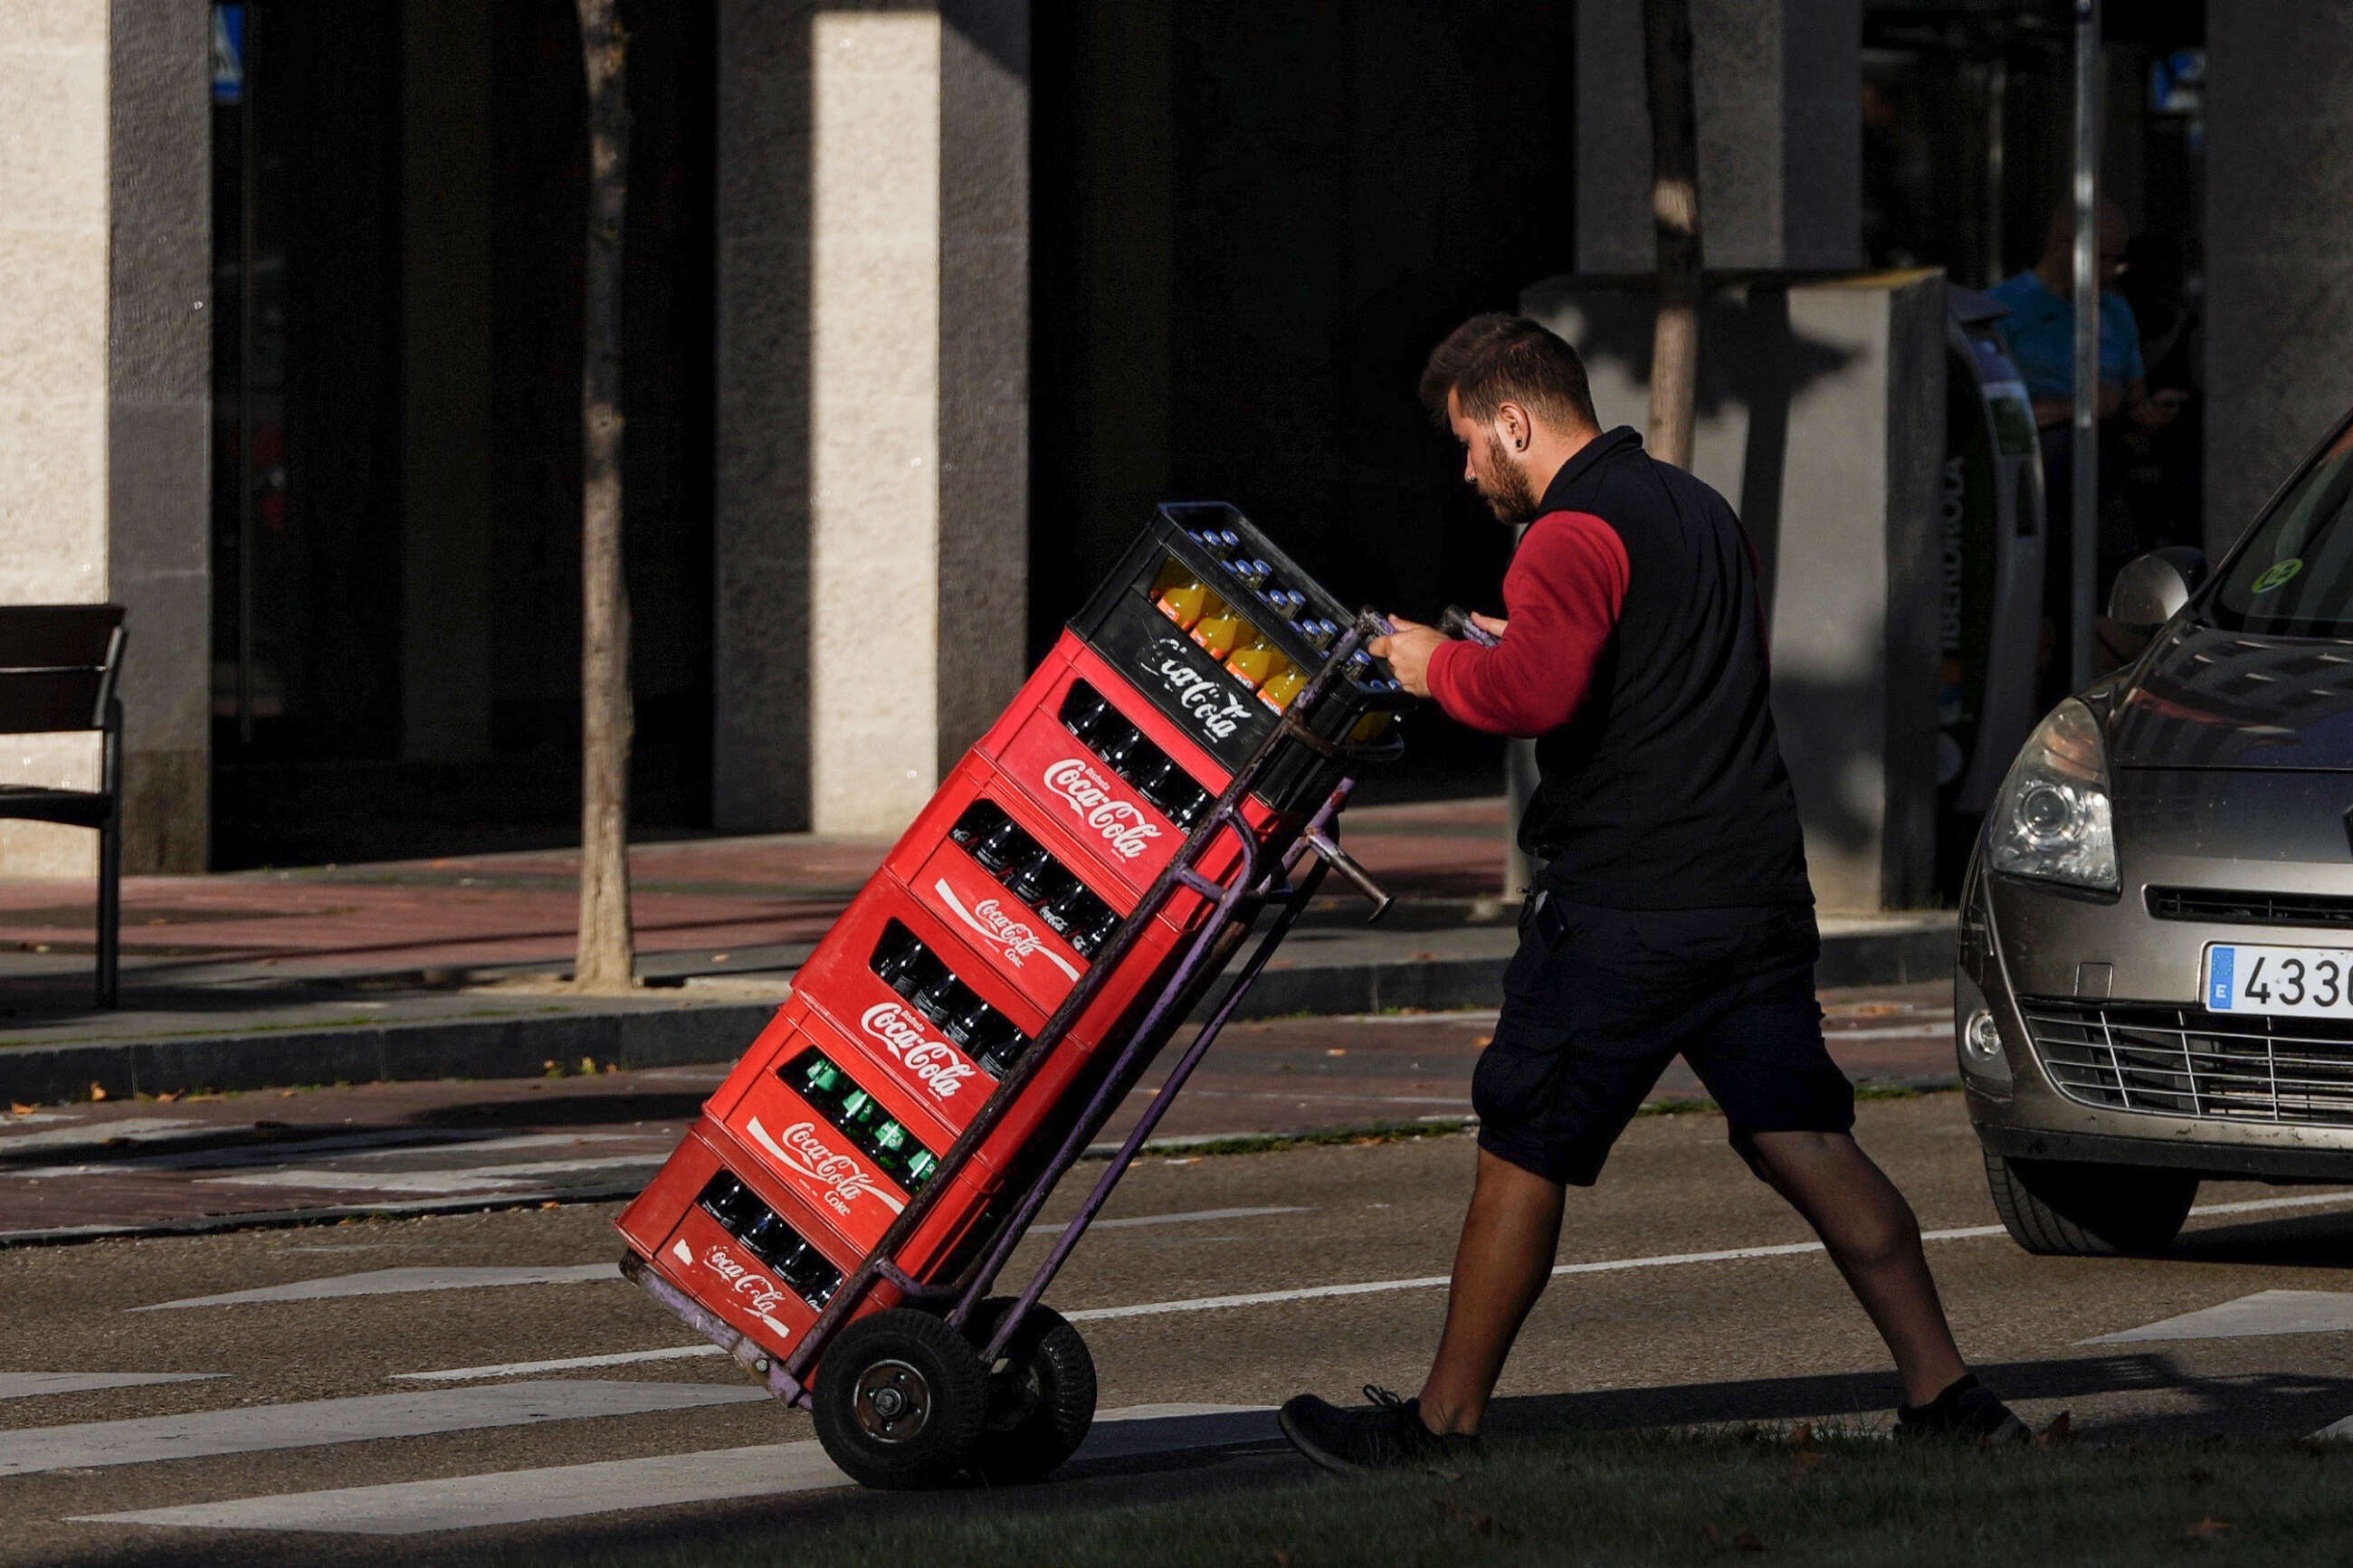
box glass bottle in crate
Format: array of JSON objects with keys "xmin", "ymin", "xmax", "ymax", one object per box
[
  {"xmin": 1258, "ymin": 661, "xmax": 1308, "ymax": 712},
  {"xmin": 1189, "ymin": 594, "xmax": 1249, "ymax": 660},
  {"xmin": 1224, "ymin": 632, "xmax": 1284, "ymax": 689},
  {"xmin": 1150, "ymin": 561, "xmax": 1210, "ymax": 630}
]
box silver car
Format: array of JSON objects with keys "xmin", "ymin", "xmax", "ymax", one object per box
[{"xmin": 1962, "ymin": 410, "xmax": 2353, "ymax": 1255}]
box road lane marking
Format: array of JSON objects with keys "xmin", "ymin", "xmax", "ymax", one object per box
[
  {"xmin": 1065, "ymin": 1190, "xmax": 2353, "ymax": 1325},
  {"xmin": 194, "ymin": 1155, "xmax": 663, "ymax": 1195},
  {"xmin": 0, "ymin": 1118, "xmax": 204, "ymax": 1155},
  {"xmin": 1032, "ymin": 1206, "xmax": 1308, "ymax": 1237},
  {"xmin": 0, "ymin": 1373, "xmax": 224, "ymax": 1400},
  {"xmin": 136, "ymin": 1264, "xmax": 619, "ymax": 1311},
  {"xmin": 72, "ymin": 1404, "xmax": 1272, "ymax": 1535},
  {"xmin": 2, "ymin": 1128, "xmax": 618, "ymax": 1180},
  {"xmin": 2, "ymin": 1382, "xmax": 766, "ymax": 1478},
  {"xmin": 393, "ymin": 1345, "xmax": 724, "ymax": 1383},
  {"xmin": 2086, "ymin": 1289, "xmax": 2353, "ymax": 1345}
]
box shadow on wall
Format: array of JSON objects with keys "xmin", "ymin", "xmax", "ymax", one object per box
[{"xmin": 1544, "ymin": 279, "xmax": 1859, "ymax": 612}]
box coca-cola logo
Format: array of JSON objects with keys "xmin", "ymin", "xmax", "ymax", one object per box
[
  {"xmin": 672, "ymin": 1236, "xmax": 795, "ymax": 1341},
  {"xmin": 861, "ymin": 1001, "xmax": 978, "ymax": 1099},
  {"xmin": 1148, "ymin": 637, "xmax": 1256, "ymax": 741},
  {"xmin": 1042, "ymin": 757, "xmax": 1162, "ymax": 859},
  {"xmin": 746, "ymin": 1115, "xmax": 903, "ymax": 1217},
  {"xmin": 933, "ymin": 878, "xmax": 1083, "ymax": 983}
]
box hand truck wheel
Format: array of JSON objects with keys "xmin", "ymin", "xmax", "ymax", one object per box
[
  {"xmin": 812, "ymin": 1308, "xmax": 988, "ymax": 1489},
  {"xmin": 967, "ymin": 1297, "xmax": 1098, "ymax": 1485}
]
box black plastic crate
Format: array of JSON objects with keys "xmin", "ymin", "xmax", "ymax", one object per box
[{"xmin": 1070, "ymin": 503, "xmax": 1408, "ymax": 808}]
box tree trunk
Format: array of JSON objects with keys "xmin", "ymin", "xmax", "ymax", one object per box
[
  {"xmin": 574, "ymin": 0, "xmax": 635, "ymax": 993},
  {"xmin": 1642, "ymin": 0, "xmax": 1701, "ymax": 470}
]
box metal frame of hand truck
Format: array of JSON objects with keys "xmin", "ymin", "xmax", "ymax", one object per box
[{"xmin": 719, "ymin": 617, "xmax": 1401, "ymax": 1410}]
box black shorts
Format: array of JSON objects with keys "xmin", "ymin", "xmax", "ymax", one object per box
[{"xmin": 1472, "ymin": 897, "xmax": 1853, "ymax": 1186}]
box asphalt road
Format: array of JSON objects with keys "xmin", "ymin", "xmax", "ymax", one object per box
[
  {"xmin": 9, "ymin": 1056, "xmax": 2353, "ymax": 1563},
  {"xmin": 0, "ymin": 987, "xmax": 1957, "ymax": 1240}
]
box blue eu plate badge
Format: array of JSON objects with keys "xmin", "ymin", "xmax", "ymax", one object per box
[{"xmin": 2207, "ymin": 946, "xmax": 2235, "ymax": 1011}]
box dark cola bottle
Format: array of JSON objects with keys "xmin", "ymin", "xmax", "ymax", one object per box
[
  {"xmin": 1167, "ymin": 782, "xmax": 1213, "ymax": 832},
  {"xmin": 1098, "ymin": 723, "xmax": 1152, "ymax": 784},
  {"xmin": 740, "ymin": 1208, "xmax": 799, "ymax": 1268},
  {"xmin": 699, "ymin": 1172, "xmax": 765, "ymax": 1235},
  {"xmin": 1062, "ymin": 689, "xmax": 1114, "ymax": 748},
  {"xmin": 909, "ymin": 965, "xmax": 963, "ymax": 1029},
  {"xmin": 1072, "ymin": 898, "xmax": 1122, "ymax": 958},
  {"xmin": 1133, "ymin": 755, "xmax": 1188, "ymax": 819},
  {"xmin": 942, "ymin": 990, "xmax": 997, "ymax": 1054},
  {"xmin": 974, "ymin": 1012, "xmax": 1028, "ymax": 1075},
  {"xmin": 1037, "ymin": 878, "xmax": 1092, "ymax": 940},
  {"xmin": 970, "ymin": 814, "xmax": 1029, "ymax": 876},
  {"xmin": 1005, "ymin": 844, "xmax": 1072, "ymax": 908},
  {"xmin": 872, "ymin": 927, "xmax": 929, "ymax": 994}
]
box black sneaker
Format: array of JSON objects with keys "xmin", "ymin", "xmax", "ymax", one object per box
[
  {"xmin": 1278, "ymin": 1385, "xmax": 1477, "ymax": 1473},
  {"xmin": 1893, "ymin": 1373, "xmax": 2030, "ymax": 1443}
]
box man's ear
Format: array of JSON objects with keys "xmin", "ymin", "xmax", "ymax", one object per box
[{"xmin": 1495, "ymin": 401, "xmax": 1533, "ymax": 453}]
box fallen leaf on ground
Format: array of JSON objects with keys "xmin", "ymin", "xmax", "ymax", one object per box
[
  {"xmin": 1472, "ymin": 1035, "xmax": 1493, "ymax": 1047},
  {"xmin": 153, "ymin": 1091, "xmax": 179, "ymax": 1103},
  {"xmin": 1786, "ymin": 1422, "xmax": 1816, "ymax": 1449},
  {"xmin": 1325, "ymin": 1048, "xmax": 1347, "ymax": 1057},
  {"xmin": 2186, "ymin": 1519, "xmax": 2233, "ymax": 1540},
  {"xmin": 278, "ymin": 1089, "xmax": 298, "ymax": 1098},
  {"xmin": 88, "ymin": 1082, "xmax": 108, "ymax": 1103},
  {"xmin": 539, "ymin": 1200, "xmax": 561, "ymax": 1211},
  {"xmin": 579, "ymin": 1057, "xmax": 596, "ymax": 1075},
  {"xmin": 2037, "ymin": 1411, "xmax": 2074, "ymax": 1448},
  {"xmin": 8, "ymin": 1104, "xmax": 32, "ymax": 1117}
]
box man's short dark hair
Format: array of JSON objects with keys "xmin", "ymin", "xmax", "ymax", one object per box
[{"xmin": 1418, "ymin": 313, "xmax": 1598, "ymax": 433}]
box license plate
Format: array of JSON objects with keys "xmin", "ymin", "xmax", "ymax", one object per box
[{"xmin": 2204, "ymin": 944, "xmax": 2353, "ymax": 1017}]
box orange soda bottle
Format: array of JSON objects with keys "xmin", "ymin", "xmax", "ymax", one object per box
[
  {"xmin": 1224, "ymin": 632, "xmax": 1283, "ymax": 689},
  {"xmin": 1150, "ymin": 560, "xmax": 1209, "ymax": 630},
  {"xmin": 1189, "ymin": 594, "xmax": 1247, "ymax": 660},
  {"xmin": 1257, "ymin": 660, "xmax": 1307, "ymax": 711}
]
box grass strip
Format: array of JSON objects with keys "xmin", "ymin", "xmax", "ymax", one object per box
[{"xmin": 494, "ymin": 1427, "xmax": 2353, "ymax": 1568}]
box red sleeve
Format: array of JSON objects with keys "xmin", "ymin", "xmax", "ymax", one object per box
[{"xmin": 1425, "ymin": 510, "xmax": 1628, "ymax": 738}]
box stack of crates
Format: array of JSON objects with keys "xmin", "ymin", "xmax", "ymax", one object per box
[{"xmin": 616, "ymin": 503, "xmax": 1407, "ymax": 1376}]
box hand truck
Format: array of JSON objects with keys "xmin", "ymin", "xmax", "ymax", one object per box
[{"xmin": 614, "ymin": 504, "xmax": 1405, "ymax": 1488}]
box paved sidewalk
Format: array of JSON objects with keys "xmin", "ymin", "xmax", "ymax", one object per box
[
  {"xmin": 0, "ymin": 798, "xmax": 1954, "ymax": 1100},
  {"xmin": 0, "ymin": 985, "xmax": 1956, "ymax": 1241}
]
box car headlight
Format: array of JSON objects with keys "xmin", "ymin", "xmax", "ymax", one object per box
[{"xmin": 1986, "ymin": 698, "xmax": 2118, "ymax": 892}]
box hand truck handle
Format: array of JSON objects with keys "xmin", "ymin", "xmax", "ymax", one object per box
[
  {"xmin": 1301, "ymin": 829, "xmax": 1392, "ymax": 922},
  {"xmin": 1439, "ymin": 605, "xmax": 1500, "ymax": 648}
]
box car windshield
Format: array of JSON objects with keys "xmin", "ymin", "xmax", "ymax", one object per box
[{"xmin": 2213, "ymin": 419, "xmax": 2353, "ymax": 634}]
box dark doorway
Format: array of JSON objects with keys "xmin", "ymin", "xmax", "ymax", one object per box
[{"xmin": 207, "ymin": 0, "xmax": 716, "ymax": 868}]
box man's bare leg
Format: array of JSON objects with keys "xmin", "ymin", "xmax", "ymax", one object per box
[
  {"xmin": 1415, "ymin": 1148, "xmax": 1566, "ymax": 1435},
  {"xmin": 1746, "ymin": 1129, "xmax": 1967, "ymax": 1405}
]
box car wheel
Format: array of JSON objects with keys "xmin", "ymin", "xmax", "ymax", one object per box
[{"xmin": 1984, "ymin": 1152, "xmax": 2196, "ymax": 1256}]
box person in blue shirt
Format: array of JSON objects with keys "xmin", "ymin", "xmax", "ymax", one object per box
[
  {"xmin": 1990, "ymin": 199, "xmax": 2185, "ymax": 432},
  {"xmin": 1993, "ymin": 200, "xmax": 2185, "ymax": 698}
]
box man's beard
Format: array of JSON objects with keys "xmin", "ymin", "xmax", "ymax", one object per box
[{"xmin": 1476, "ymin": 433, "xmax": 1541, "ymax": 527}]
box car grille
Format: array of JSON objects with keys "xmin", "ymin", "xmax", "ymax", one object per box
[
  {"xmin": 2022, "ymin": 997, "xmax": 2353, "ymax": 1126},
  {"xmin": 2146, "ymin": 886, "xmax": 2353, "ymax": 929}
]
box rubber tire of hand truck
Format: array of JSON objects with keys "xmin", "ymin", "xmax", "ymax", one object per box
[
  {"xmin": 967, "ymin": 1297, "xmax": 1098, "ymax": 1485},
  {"xmin": 812, "ymin": 1308, "xmax": 989, "ymax": 1489}
]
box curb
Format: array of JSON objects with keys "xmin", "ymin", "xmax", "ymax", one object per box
[{"xmin": 0, "ymin": 925, "xmax": 1955, "ymax": 1102}]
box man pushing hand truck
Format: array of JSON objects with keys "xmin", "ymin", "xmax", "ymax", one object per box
[{"xmin": 1278, "ymin": 314, "xmax": 2024, "ymax": 1471}]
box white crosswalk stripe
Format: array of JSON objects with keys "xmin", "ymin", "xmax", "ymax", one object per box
[
  {"xmin": 136, "ymin": 1264, "xmax": 620, "ymax": 1311},
  {"xmin": 0, "ymin": 1383, "xmax": 767, "ymax": 1478},
  {"xmin": 75, "ymin": 1405, "xmax": 1272, "ymax": 1535}
]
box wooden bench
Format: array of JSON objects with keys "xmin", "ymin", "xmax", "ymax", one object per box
[{"xmin": 0, "ymin": 605, "xmax": 127, "ymax": 1008}]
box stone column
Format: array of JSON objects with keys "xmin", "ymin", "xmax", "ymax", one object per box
[
  {"xmin": 713, "ymin": 1, "xmax": 1028, "ymax": 836},
  {"xmin": 400, "ymin": 0, "xmax": 494, "ymax": 762},
  {"xmin": 1575, "ymin": 0, "xmax": 1861, "ymax": 273},
  {"xmin": 2205, "ymin": 5, "xmax": 2353, "ymax": 557},
  {"xmin": 0, "ymin": 4, "xmax": 209, "ymax": 877}
]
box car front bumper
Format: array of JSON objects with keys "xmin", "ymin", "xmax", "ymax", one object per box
[{"xmin": 1959, "ymin": 782, "xmax": 2353, "ymax": 1181}]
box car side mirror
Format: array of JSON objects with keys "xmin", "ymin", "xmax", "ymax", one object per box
[{"xmin": 2107, "ymin": 546, "xmax": 2209, "ymax": 631}]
